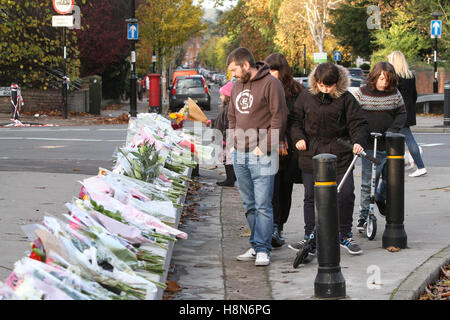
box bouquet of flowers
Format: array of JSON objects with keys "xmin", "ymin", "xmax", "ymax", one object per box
[
  {"xmin": 81, "ymin": 173, "xmax": 178, "ymax": 225},
  {"xmin": 6, "ymin": 257, "xmax": 125, "ymax": 300},
  {"xmin": 85, "ymin": 191, "xmax": 187, "ymax": 240},
  {"xmin": 4, "ymin": 214, "xmax": 160, "ymax": 300},
  {"xmin": 65, "ymin": 204, "xmax": 166, "ymax": 278},
  {"xmin": 116, "ymin": 141, "xmax": 164, "ymax": 183},
  {"xmin": 169, "ymin": 104, "xmax": 189, "ymax": 130}
]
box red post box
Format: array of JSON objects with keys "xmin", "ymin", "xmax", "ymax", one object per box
[{"xmin": 148, "ymin": 73, "xmax": 161, "ymax": 113}]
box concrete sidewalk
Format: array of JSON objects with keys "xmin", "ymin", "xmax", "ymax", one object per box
[
  {"xmin": 168, "ymin": 113, "xmax": 450, "ymax": 300},
  {"xmin": 169, "ymin": 162, "xmax": 450, "ymax": 300}
]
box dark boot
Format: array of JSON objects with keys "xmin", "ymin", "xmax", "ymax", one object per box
[
  {"xmin": 376, "ymin": 200, "xmax": 386, "ymax": 217},
  {"xmin": 191, "ymin": 164, "xmax": 199, "ymax": 177},
  {"xmin": 216, "ymin": 165, "xmax": 235, "ymax": 187},
  {"xmin": 271, "ymin": 224, "xmax": 285, "ymax": 248}
]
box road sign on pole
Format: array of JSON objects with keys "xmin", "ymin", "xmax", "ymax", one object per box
[
  {"xmin": 334, "ymin": 51, "xmax": 342, "ymax": 62},
  {"xmin": 431, "ymin": 20, "xmax": 442, "ymax": 38},
  {"xmin": 127, "ymin": 23, "xmax": 138, "ymax": 40},
  {"xmin": 53, "ymin": 0, "xmax": 74, "ymax": 15}
]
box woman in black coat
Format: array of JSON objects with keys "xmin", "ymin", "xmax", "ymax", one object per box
[
  {"xmin": 289, "ymin": 62, "xmax": 368, "ymax": 256},
  {"xmin": 387, "ymin": 51, "xmax": 427, "ymax": 177},
  {"xmin": 264, "ymin": 53, "xmax": 304, "ymax": 248}
]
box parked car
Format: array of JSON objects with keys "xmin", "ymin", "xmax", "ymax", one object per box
[
  {"xmin": 347, "ymin": 77, "xmax": 366, "ymax": 96},
  {"xmin": 294, "ymin": 77, "xmax": 309, "ymax": 88},
  {"xmin": 206, "ymin": 71, "xmax": 217, "ymax": 82},
  {"xmin": 216, "ymin": 74, "xmax": 228, "ymax": 86},
  {"xmin": 347, "ymin": 68, "xmax": 366, "ymax": 81},
  {"xmin": 171, "ymin": 69, "xmax": 198, "ymax": 86},
  {"xmin": 169, "ymin": 75, "xmax": 211, "ymax": 111},
  {"xmin": 349, "ymin": 76, "xmax": 365, "ymax": 87},
  {"xmin": 220, "ymin": 75, "xmax": 229, "ymax": 87}
]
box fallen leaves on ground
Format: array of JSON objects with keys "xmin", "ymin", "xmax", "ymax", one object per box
[
  {"xmin": 165, "ymin": 281, "xmax": 181, "ymax": 293},
  {"xmin": 419, "ymin": 264, "xmax": 450, "ymax": 300},
  {"xmin": 239, "ymin": 229, "xmax": 251, "ymax": 237},
  {"xmin": 93, "ymin": 113, "xmax": 129, "ymax": 124},
  {"xmin": 386, "ymin": 246, "xmax": 401, "ymax": 252},
  {"xmin": 22, "ymin": 109, "xmax": 90, "ymax": 117}
]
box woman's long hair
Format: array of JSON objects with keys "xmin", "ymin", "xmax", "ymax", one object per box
[
  {"xmin": 221, "ymin": 95, "xmax": 230, "ymax": 109},
  {"xmin": 387, "ymin": 51, "xmax": 414, "ymax": 79},
  {"xmin": 264, "ymin": 53, "xmax": 303, "ymax": 98},
  {"xmin": 366, "ymin": 62, "xmax": 398, "ymax": 92}
]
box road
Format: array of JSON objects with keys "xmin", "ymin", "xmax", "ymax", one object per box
[
  {"xmin": 411, "ymin": 133, "xmax": 450, "ymax": 167},
  {"xmin": 0, "ymin": 81, "xmax": 448, "ymax": 174},
  {"xmin": 0, "ymin": 125, "xmax": 128, "ymax": 175}
]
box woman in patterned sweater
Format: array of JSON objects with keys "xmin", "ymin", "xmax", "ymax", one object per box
[{"xmin": 352, "ymin": 62, "xmax": 406, "ymax": 230}]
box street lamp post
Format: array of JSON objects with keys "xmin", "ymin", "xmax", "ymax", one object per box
[
  {"xmin": 431, "ymin": 11, "xmax": 443, "ymax": 93},
  {"xmin": 127, "ymin": 0, "xmax": 138, "ymax": 117},
  {"xmin": 62, "ymin": 26, "xmax": 68, "ymax": 119}
]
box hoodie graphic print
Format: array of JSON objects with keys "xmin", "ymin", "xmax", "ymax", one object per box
[{"xmin": 228, "ymin": 62, "xmax": 288, "ymax": 153}]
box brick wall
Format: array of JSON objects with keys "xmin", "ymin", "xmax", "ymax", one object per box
[
  {"xmin": 0, "ymin": 89, "xmax": 61, "ymax": 113},
  {"xmin": 414, "ymin": 67, "xmax": 450, "ymax": 94},
  {"xmin": 183, "ymin": 36, "xmax": 202, "ymax": 68},
  {"xmin": 0, "ymin": 89, "xmax": 89, "ymax": 113}
]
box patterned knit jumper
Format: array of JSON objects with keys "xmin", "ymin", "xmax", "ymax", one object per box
[{"xmin": 352, "ymin": 85, "xmax": 406, "ymax": 150}]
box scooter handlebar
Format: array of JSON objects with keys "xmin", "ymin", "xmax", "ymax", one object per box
[{"xmin": 336, "ymin": 138, "xmax": 381, "ymax": 165}]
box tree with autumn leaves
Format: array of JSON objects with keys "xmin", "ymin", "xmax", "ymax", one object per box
[
  {"xmin": 203, "ymin": 0, "xmax": 448, "ymax": 74},
  {"xmin": 202, "ymin": 0, "xmax": 345, "ymax": 74},
  {"xmin": 0, "ymin": 0, "xmax": 205, "ymax": 100},
  {"xmin": 0, "ymin": 0, "xmax": 80, "ymax": 89}
]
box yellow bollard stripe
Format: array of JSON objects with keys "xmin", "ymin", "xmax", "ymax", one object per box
[
  {"xmin": 387, "ymin": 155, "xmax": 404, "ymax": 159},
  {"xmin": 314, "ymin": 181, "xmax": 336, "ymax": 186}
]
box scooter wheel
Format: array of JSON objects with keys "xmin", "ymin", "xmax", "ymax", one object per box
[
  {"xmin": 366, "ymin": 217, "xmax": 377, "ymax": 240},
  {"xmin": 293, "ymin": 249, "xmax": 309, "ymax": 268}
]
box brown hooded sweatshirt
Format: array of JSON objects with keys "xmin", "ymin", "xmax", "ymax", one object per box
[{"xmin": 227, "ymin": 62, "xmax": 288, "ymax": 153}]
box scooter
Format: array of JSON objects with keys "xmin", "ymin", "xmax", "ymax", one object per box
[
  {"xmin": 293, "ymin": 140, "xmax": 380, "ymax": 268},
  {"xmin": 361, "ymin": 132, "xmax": 383, "ymax": 240}
]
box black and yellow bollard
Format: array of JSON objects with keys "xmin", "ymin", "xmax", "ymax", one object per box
[
  {"xmin": 382, "ymin": 133, "xmax": 407, "ymax": 249},
  {"xmin": 313, "ymin": 154, "xmax": 346, "ymax": 299}
]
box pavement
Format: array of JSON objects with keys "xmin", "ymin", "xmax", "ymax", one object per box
[
  {"xmin": 168, "ymin": 112, "xmax": 450, "ymax": 301},
  {"xmin": 0, "ymin": 101, "xmax": 449, "ymax": 301}
]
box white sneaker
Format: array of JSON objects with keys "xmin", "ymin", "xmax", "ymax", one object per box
[
  {"xmin": 409, "ymin": 168, "xmax": 427, "ymax": 177},
  {"xmin": 236, "ymin": 248, "xmax": 256, "ymax": 261},
  {"xmin": 255, "ymin": 252, "xmax": 270, "ymax": 266}
]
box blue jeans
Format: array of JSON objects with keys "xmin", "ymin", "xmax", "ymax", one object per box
[
  {"xmin": 359, "ymin": 150, "xmax": 387, "ymax": 221},
  {"xmin": 400, "ymin": 127, "xmax": 425, "ymax": 169},
  {"xmin": 232, "ymin": 150, "xmax": 277, "ymax": 254}
]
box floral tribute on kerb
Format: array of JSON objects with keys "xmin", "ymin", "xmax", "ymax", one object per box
[{"xmin": 0, "ymin": 113, "xmax": 211, "ymax": 300}]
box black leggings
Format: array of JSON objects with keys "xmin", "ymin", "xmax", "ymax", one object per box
[
  {"xmin": 272, "ymin": 169, "xmax": 294, "ymax": 229},
  {"xmin": 301, "ymin": 171, "xmax": 355, "ymax": 237}
]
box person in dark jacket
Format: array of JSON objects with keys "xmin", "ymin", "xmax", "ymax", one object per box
[
  {"xmin": 289, "ymin": 62, "xmax": 368, "ymax": 256},
  {"xmin": 264, "ymin": 53, "xmax": 304, "ymax": 248},
  {"xmin": 352, "ymin": 61, "xmax": 406, "ymax": 230},
  {"xmin": 387, "ymin": 51, "xmax": 427, "ymax": 177},
  {"xmin": 215, "ymin": 80, "xmax": 236, "ymax": 186}
]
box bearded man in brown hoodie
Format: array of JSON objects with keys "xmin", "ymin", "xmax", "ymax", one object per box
[{"xmin": 226, "ymin": 47, "xmax": 288, "ymax": 266}]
